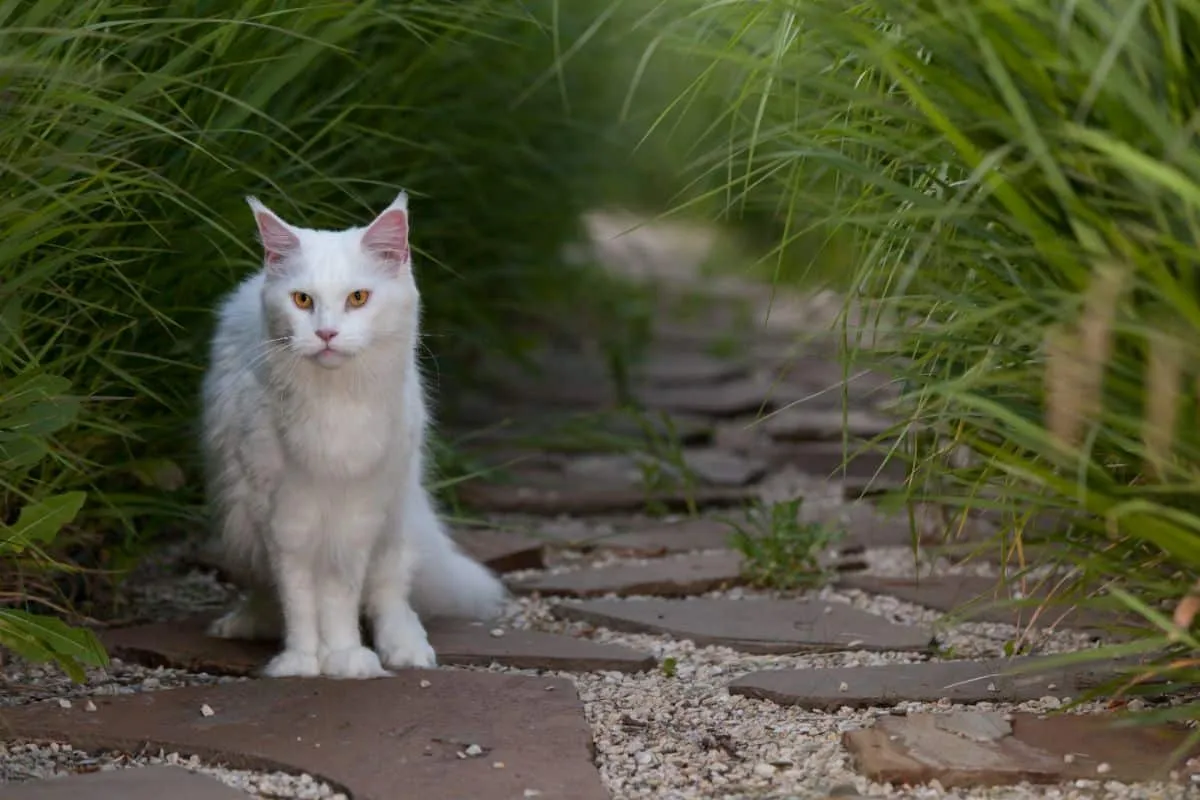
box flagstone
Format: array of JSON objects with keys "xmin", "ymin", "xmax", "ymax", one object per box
[
  {"xmin": 844, "ymin": 711, "xmax": 1199, "ymax": 788},
  {"xmin": 553, "ymin": 598, "xmax": 934, "ymax": 654},
  {"xmin": 100, "ymin": 617, "xmax": 655, "ymax": 676},
  {"xmin": 0, "ymin": 672, "xmax": 606, "ymax": 800}
]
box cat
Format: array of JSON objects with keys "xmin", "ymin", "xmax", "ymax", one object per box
[{"xmin": 200, "ymin": 191, "xmax": 507, "ymax": 679}]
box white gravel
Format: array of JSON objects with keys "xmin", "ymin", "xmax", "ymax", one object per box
[
  {"xmin": 0, "ymin": 552, "xmax": 1183, "ymax": 800},
  {"xmin": 0, "ymin": 659, "xmax": 246, "ymax": 708},
  {"xmin": 0, "ymin": 742, "xmax": 345, "ymax": 799},
  {"xmin": 0, "ymin": 657, "xmax": 336, "ymax": 798},
  {"xmin": 0, "ymin": 559, "xmax": 321, "ymax": 798},
  {"xmin": 477, "ymin": 583, "xmax": 1182, "ymax": 800}
]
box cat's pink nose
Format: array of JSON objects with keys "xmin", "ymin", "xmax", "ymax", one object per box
[{"xmin": 316, "ymin": 328, "xmax": 338, "ymax": 343}]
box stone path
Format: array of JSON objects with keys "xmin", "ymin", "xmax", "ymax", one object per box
[
  {"xmin": 5, "ymin": 766, "xmax": 251, "ymax": 800},
  {"xmin": 2, "ymin": 211, "xmax": 1195, "ymax": 799}
]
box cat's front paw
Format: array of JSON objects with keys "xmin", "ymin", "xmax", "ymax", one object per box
[
  {"xmin": 374, "ymin": 605, "xmax": 438, "ymax": 669},
  {"xmin": 377, "ymin": 633, "xmax": 437, "ymax": 669},
  {"xmin": 261, "ymin": 649, "xmax": 321, "ymax": 678},
  {"xmin": 320, "ymin": 646, "xmax": 391, "ymax": 679}
]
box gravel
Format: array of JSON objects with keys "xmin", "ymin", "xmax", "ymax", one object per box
[
  {"xmin": 0, "ymin": 659, "xmax": 246, "ymax": 708},
  {"xmin": 0, "ymin": 550, "xmax": 1182, "ymax": 800},
  {"xmin": 0, "ymin": 656, "xmax": 332, "ymax": 798},
  {"xmin": 0, "ymin": 742, "xmax": 345, "ymax": 799},
  {"xmin": 478, "ymin": 583, "xmax": 1172, "ymax": 800}
]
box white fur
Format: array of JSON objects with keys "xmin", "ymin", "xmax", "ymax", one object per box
[{"xmin": 201, "ymin": 192, "xmax": 506, "ymax": 679}]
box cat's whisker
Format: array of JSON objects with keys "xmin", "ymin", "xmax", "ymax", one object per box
[
  {"xmin": 206, "ymin": 341, "xmax": 298, "ymax": 410},
  {"xmin": 227, "ymin": 340, "xmax": 291, "ymax": 376},
  {"xmin": 416, "ymin": 341, "xmax": 441, "ymax": 389}
]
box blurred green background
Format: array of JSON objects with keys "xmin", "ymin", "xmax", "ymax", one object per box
[{"xmin": 4, "ymin": 0, "xmax": 1199, "ymax": 713}]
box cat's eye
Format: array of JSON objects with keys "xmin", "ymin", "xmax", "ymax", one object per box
[
  {"xmin": 291, "ymin": 292, "xmax": 313, "ymax": 310},
  {"xmin": 347, "ymin": 290, "xmax": 371, "ymax": 308}
]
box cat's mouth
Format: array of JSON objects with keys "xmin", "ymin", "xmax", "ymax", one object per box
[{"xmin": 311, "ymin": 346, "xmax": 350, "ymax": 367}]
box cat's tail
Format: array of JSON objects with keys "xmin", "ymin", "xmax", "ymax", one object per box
[{"xmin": 408, "ymin": 498, "xmax": 508, "ymax": 620}]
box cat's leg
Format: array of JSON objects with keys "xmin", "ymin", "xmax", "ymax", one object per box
[
  {"xmin": 206, "ymin": 471, "xmax": 282, "ymax": 641},
  {"xmin": 314, "ymin": 509, "xmax": 389, "ymax": 679},
  {"xmin": 207, "ymin": 587, "xmax": 282, "ymax": 641},
  {"xmin": 260, "ymin": 486, "xmax": 324, "ymax": 678},
  {"xmin": 261, "ymin": 556, "xmax": 322, "ymax": 677},
  {"xmin": 366, "ymin": 506, "xmax": 436, "ymax": 669}
]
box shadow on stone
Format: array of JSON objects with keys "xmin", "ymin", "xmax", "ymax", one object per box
[{"xmin": 99, "ymin": 617, "xmax": 655, "ymax": 677}]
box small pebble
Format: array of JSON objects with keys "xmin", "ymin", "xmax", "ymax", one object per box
[
  {"xmin": 0, "ymin": 738, "xmax": 344, "ymax": 797},
  {"xmin": 200, "ymin": 703, "xmax": 215, "ymax": 718},
  {"xmin": 0, "ymin": 487, "xmax": 1177, "ymax": 800}
]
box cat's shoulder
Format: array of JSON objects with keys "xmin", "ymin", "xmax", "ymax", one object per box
[{"xmin": 214, "ymin": 270, "xmax": 266, "ymax": 327}]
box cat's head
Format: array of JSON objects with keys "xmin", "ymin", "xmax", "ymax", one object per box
[{"xmin": 247, "ymin": 193, "xmax": 418, "ymax": 370}]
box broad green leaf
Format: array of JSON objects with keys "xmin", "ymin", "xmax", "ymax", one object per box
[
  {"xmin": 0, "ymin": 609, "xmax": 109, "ymax": 682},
  {"xmin": 0, "ymin": 374, "xmax": 80, "ymax": 439},
  {"xmin": 129, "ymin": 458, "xmax": 187, "ymax": 492},
  {"xmin": 0, "ymin": 374, "xmax": 72, "ymax": 412},
  {"xmin": 0, "ymin": 436, "xmax": 48, "ymax": 470},
  {"xmin": 0, "ymin": 491, "xmax": 87, "ymax": 555}
]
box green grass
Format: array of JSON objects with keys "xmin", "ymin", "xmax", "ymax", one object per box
[
  {"xmin": 0, "ymin": 0, "xmax": 697, "ymax": 676},
  {"xmin": 728, "ymin": 499, "xmax": 845, "ymax": 591},
  {"xmin": 629, "ymin": 0, "xmax": 1200, "ymax": 733}
]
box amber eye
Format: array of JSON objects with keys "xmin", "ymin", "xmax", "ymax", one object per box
[
  {"xmin": 347, "ymin": 290, "xmax": 371, "ymax": 308},
  {"xmin": 291, "ymin": 291, "xmax": 313, "ymax": 310}
]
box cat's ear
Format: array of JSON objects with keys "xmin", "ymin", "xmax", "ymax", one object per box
[
  {"xmin": 246, "ymin": 196, "xmax": 300, "ymax": 272},
  {"xmin": 361, "ymin": 191, "xmax": 410, "ymax": 273}
]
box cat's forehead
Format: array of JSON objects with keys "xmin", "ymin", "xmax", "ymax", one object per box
[{"xmin": 290, "ymin": 227, "xmax": 378, "ymax": 287}]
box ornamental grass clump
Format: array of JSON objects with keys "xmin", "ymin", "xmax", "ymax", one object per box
[{"xmin": 634, "ymin": 0, "xmax": 1200, "ymax": 733}]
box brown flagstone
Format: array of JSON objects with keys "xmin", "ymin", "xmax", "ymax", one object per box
[
  {"xmin": 844, "ymin": 711, "xmax": 1199, "ymax": 788},
  {"xmin": 2, "ymin": 766, "xmax": 249, "ymax": 800},
  {"xmin": 0, "ymin": 672, "xmax": 606, "ymax": 800},
  {"xmin": 508, "ymin": 551, "xmax": 747, "ymax": 598},
  {"xmin": 836, "ymin": 574, "xmax": 1140, "ymax": 633},
  {"xmin": 553, "ymin": 598, "xmax": 934, "ymax": 654},
  {"xmin": 728, "ymin": 655, "xmax": 1160, "ymax": 710},
  {"xmin": 99, "ymin": 617, "xmax": 655, "ymax": 677},
  {"xmin": 451, "ymin": 528, "xmax": 546, "ymax": 573}
]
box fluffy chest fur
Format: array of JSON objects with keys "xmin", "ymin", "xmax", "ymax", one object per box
[{"xmin": 272, "ymin": 368, "xmax": 411, "ymax": 481}]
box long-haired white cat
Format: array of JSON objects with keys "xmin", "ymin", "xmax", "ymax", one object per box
[{"xmin": 201, "ymin": 192, "xmax": 506, "ymax": 679}]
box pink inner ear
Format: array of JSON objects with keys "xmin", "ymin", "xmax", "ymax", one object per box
[
  {"xmin": 255, "ymin": 211, "xmax": 300, "ymax": 265},
  {"xmin": 362, "ymin": 209, "xmax": 410, "ymax": 264}
]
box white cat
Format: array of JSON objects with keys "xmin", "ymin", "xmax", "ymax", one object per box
[{"xmin": 200, "ymin": 192, "xmax": 507, "ymax": 679}]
